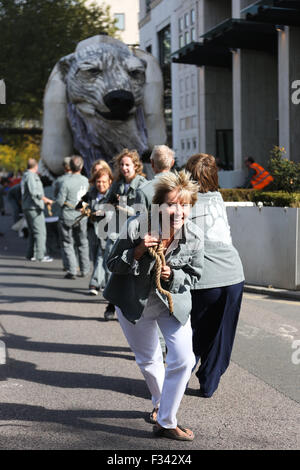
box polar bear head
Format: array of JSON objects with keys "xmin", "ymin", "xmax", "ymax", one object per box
[
  {"xmin": 40, "ymin": 35, "xmax": 166, "ymax": 178},
  {"xmin": 59, "ymin": 37, "xmax": 147, "ymax": 121}
]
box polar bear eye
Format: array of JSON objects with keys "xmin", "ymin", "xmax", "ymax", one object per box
[
  {"xmin": 128, "ymin": 68, "xmax": 145, "ymax": 80},
  {"xmin": 87, "ymin": 67, "xmax": 101, "ymax": 75}
]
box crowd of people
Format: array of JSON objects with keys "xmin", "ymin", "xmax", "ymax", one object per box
[{"xmin": 1, "ymin": 146, "xmax": 245, "ymax": 442}]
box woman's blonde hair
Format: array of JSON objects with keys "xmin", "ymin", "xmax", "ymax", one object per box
[
  {"xmin": 90, "ymin": 159, "xmax": 111, "ymax": 176},
  {"xmin": 185, "ymin": 153, "xmax": 219, "ymax": 193},
  {"xmin": 112, "ymin": 148, "xmax": 145, "ymax": 180},
  {"xmin": 152, "ymin": 170, "xmax": 198, "ymax": 206}
]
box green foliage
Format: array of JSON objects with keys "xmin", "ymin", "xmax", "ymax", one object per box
[
  {"xmin": 0, "ymin": 136, "xmax": 41, "ymax": 172},
  {"xmin": 250, "ymin": 191, "xmax": 300, "ymax": 208},
  {"xmin": 219, "ymin": 189, "xmax": 254, "ymax": 202},
  {"xmin": 219, "ymin": 188, "xmax": 300, "ymax": 208},
  {"xmin": 0, "ymin": 0, "xmax": 117, "ymax": 121},
  {"xmin": 268, "ymin": 146, "xmax": 300, "ymax": 193}
]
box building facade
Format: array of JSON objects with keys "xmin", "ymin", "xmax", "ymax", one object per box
[
  {"xmin": 92, "ymin": 0, "xmax": 140, "ymax": 45},
  {"xmin": 139, "ymin": 0, "xmax": 300, "ymax": 187}
]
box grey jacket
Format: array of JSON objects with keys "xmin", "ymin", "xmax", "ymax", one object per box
[
  {"xmin": 190, "ymin": 191, "xmax": 244, "ymax": 289},
  {"xmin": 21, "ymin": 170, "xmax": 45, "ymax": 211},
  {"xmin": 56, "ymin": 173, "xmax": 89, "ymax": 226},
  {"xmin": 135, "ymin": 172, "xmax": 173, "ymax": 210},
  {"xmin": 103, "ymin": 214, "xmax": 204, "ymax": 325},
  {"xmin": 104, "ymin": 174, "xmax": 147, "ymax": 237}
]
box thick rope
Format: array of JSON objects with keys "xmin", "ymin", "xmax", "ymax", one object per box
[{"xmin": 148, "ymin": 241, "xmax": 174, "ymax": 315}]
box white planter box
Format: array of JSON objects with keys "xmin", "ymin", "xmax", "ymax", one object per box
[{"xmin": 226, "ymin": 206, "xmax": 300, "ymax": 291}]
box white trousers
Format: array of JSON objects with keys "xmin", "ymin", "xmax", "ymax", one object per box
[{"xmin": 116, "ymin": 298, "xmax": 195, "ymax": 429}]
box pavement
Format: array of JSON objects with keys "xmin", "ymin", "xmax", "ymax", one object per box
[{"xmin": 0, "ymin": 206, "xmax": 299, "ymax": 454}]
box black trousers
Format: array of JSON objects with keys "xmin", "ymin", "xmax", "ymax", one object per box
[{"xmin": 191, "ymin": 281, "xmax": 244, "ymax": 397}]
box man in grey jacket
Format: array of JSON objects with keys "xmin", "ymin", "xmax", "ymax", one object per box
[
  {"xmin": 135, "ymin": 145, "xmax": 175, "ymax": 209},
  {"xmin": 56, "ymin": 155, "xmax": 90, "ymax": 279},
  {"xmin": 21, "ymin": 158, "xmax": 53, "ymax": 262}
]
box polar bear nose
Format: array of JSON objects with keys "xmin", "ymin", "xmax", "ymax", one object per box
[{"xmin": 103, "ymin": 90, "xmax": 135, "ymax": 114}]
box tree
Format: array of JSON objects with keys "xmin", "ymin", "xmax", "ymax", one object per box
[
  {"xmin": 0, "ymin": 136, "xmax": 40, "ymax": 173},
  {"xmin": 268, "ymin": 146, "xmax": 300, "ymax": 193},
  {"xmin": 0, "ymin": 0, "xmax": 117, "ymax": 122}
]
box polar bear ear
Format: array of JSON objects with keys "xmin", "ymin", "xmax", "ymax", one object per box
[{"xmin": 58, "ymin": 53, "xmax": 75, "ymax": 79}]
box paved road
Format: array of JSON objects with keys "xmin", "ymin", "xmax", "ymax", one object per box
[{"xmin": 0, "ymin": 210, "xmax": 299, "ymax": 451}]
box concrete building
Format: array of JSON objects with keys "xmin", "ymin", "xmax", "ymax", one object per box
[
  {"xmin": 91, "ymin": 0, "xmax": 140, "ymax": 45},
  {"xmin": 139, "ymin": 0, "xmax": 300, "ymax": 187}
]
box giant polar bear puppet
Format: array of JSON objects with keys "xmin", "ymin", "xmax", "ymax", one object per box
[{"xmin": 40, "ymin": 35, "xmax": 167, "ymax": 177}]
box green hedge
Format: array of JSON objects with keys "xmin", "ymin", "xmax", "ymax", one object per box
[{"xmin": 219, "ymin": 189, "xmax": 300, "ymax": 208}]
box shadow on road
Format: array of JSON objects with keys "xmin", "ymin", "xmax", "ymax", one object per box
[
  {"xmin": 0, "ymin": 403, "xmax": 152, "ymax": 439},
  {"xmin": 2, "ymin": 357, "xmax": 148, "ymax": 400},
  {"xmin": 3, "ymin": 332, "xmax": 133, "ymax": 360}
]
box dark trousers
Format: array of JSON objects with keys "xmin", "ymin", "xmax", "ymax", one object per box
[{"xmin": 191, "ymin": 281, "xmax": 244, "ymax": 397}]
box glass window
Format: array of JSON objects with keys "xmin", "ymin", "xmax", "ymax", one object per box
[
  {"xmin": 179, "ymin": 35, "xmax": 184, "ymax": 48},
  {"xmin": 191, "ymin": 74, "xmax": 195, "ymax": 89},
  {"xmin": 158, "ymin": 25, "xmax": 172, "ymax": 146},
  {"xmin": 191, "ymin": 9, "xmax": 195, "ymax": 25},
  {"xmin": 181, "ymin": 140, "xmax": 185, "ymax": 150},
  {"xmin": 191, "ymin": 92, "xmax": 195, "ymax": 106},
  {"xmin": 193, "ymin": 137, "xmax": 197, "ymax": 149},
  {"xmin": 185, "ymin": 31, "xmax": 190, "ymax": 45},
  {"xmin": 184, "ymin": 12, "xmax": 189, "ymax": 28},
  {"xmin": 178, "ymin": 17, "xmax": 183, "ymax": 32},
  {"xmin": 114, "ymin": 13, "xmax": 125, "ymax": 30},
  {"xmin": 216, "ymin": 130, "xmax": 234, "ymax": 170},
  {"xmin": 191, "ymin": 27, "xmax": 196, "ymax": 41}
]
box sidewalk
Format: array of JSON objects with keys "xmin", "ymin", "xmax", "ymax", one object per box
[{"xmin": 244, "ymin": 284, "xmax": 300, "ymax": 301}]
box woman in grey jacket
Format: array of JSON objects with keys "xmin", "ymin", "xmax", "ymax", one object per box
[
  {"xmin": 104, "ymin": 171, "xmax": 203, "ymax": 441},
  {"xmin": 186, "ymin": 153, "xmax": 245, "ymax": 398},
  {"xmin": 102, "ymin": 149, "xmax": 148, "ymax": 319}
]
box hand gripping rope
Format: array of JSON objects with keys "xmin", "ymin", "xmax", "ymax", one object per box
[{"xmin": 147, "ymin": 241, "xmax": 174, "ymax": 315}]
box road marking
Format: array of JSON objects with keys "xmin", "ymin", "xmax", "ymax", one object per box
[
  {"xmin": 0, "ymin": 340, "xmax": 6, "ymax": 364},
  {"xmin": 237, "ymin": 323, "xmax": 298, "ymax": 344}
]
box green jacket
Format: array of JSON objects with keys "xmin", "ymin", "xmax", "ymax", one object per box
[
  {"xmin": 21, "ymin": 170, "xmax": 45, "ymax": 211},
  {"xmin": 103, "ymin": 213, "xmax": 204, "ymax": 325}
]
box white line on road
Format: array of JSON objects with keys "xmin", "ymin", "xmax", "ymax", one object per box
[{"xmin": 0, "ymin": 340, "xmax": 6, "ymax": 364}]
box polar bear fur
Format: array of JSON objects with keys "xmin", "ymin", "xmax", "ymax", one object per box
[{"xmin": 40, "ymin": 35, "xmax": 166, "ymax": 177}]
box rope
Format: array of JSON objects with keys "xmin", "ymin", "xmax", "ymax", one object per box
[
  {"xmin": 46, "ymin": 203, "xmax": 53, "ymax": 217},
  {"xmin": 148, "ymin": 241, "xmax": 174, "ymax": 315}
]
